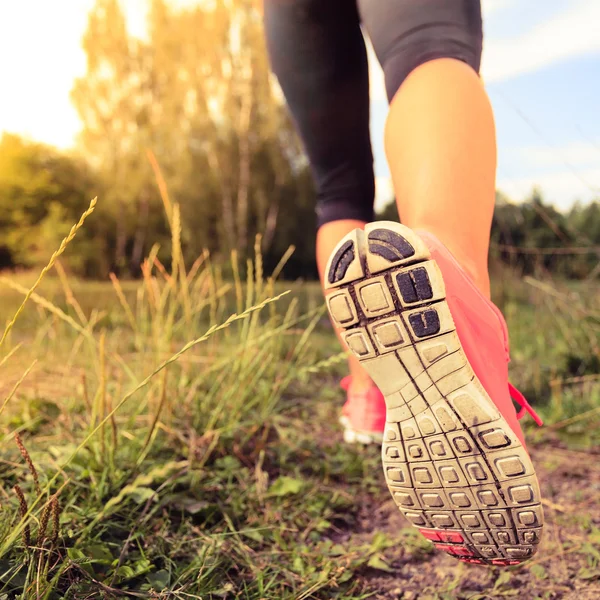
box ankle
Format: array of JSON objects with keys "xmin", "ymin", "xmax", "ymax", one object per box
[
  {"xmin": 412, "ymin": 226, "xmax": 491, "ymax": 299},
  {"xmin": 455, "ymin": 256, "xmax": 491, "ymax": 299}
]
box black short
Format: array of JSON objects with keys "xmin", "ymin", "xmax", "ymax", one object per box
[{"xmin": 263, "ymin": 0, "xmax": 483, "ymax": 228}]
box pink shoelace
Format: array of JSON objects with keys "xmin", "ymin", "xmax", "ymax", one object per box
[{"xmin": 509, "ymin": 382, "xmax": 544, "ymax": 426}]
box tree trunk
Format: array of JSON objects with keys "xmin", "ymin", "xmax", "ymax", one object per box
[
  {"xmin": 131, "ymin": 190, "xmax": 150, "ymax": 273},
  {"xmin": 262, "ymin": 169, "xmax": 284, "ymax": 253},
  {"xmin": 235, "ymin": 57, "xmax": 253, "ymax": 254},
  {"xmin": 115, "ymin": 198, "xmax": 128, "ymax": 274},
  {"xmin": 236, "ymin": 130, "xmax": 252, "ymax": 253},
  {"xmin": 262, "ymin": 196, "xmax": 279, "ymax": 254},
  {"xmin": 208, "ymin": 151, "xmax": 236, "ymax": 253}
]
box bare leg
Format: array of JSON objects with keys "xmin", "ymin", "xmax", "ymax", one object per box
[
  {"xmin": 317, "ymin": 59, "xmax": 495, "ymax": 393},
  {"xmin": 385, "ymin": 58, "xmax": 496, "ymax": 298},
  {"xmin": 317, "ymin": 220, "xmax": 373, "ymax": 392}
]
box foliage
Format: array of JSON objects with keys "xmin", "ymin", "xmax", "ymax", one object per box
[
  {"xmin": 0, "ymin": 178, "xmax": 599, "ymax": 598},
  {"xmin": 490, "ymin": 189, "xmax": 600, "ymax": 279},
  {"xmin": 0, "ymin": 233, "xmax": 599, "ymax": 598},
  {"xmin": 0, "ymin": 134, "xmax": 104, "ymax": 276},
  {"xmin": 70, "ymin": 0, "xmax": 316, "ymax": 278},
  {"xmin": 0, "ymin": 0, "xmax": 598, "ymax": 283},
  {"xmin": 0, "ymin": 175, "xmax": 357, "ymax": 597},
  {"xmin": 376, "ymin": 190, "xmax": 600, "ymax": 280},
  {"xmin": 0, "ymin": 2, "xmax": 598, "ymax": 597}
]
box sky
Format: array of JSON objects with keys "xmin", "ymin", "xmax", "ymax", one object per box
[{"xmin": 1, "ymin": 0, "xmax": 599, "ymax": 212}]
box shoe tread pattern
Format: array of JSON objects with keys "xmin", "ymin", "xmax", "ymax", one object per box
[{"xmin": 326, "ymin": 222, "xmax": 544, "ymax": 565}]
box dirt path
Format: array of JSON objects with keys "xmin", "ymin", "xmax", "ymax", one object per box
[{"xmin": 333, "ymin": 440, "xmax": 600, "ymax": 599}]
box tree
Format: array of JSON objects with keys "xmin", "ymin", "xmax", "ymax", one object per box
[
  {"xmin": 376, "ymin": 199, "xmax": 399, "ymax": 223},
  {"xmin": 491, "ymin": 188, "xmax": 600, "ymax": 278},
  {"xmin": 0, "ymin": 133, "xmax": 104, "ymax": 274},
  {"xmin": 72, "ymin": 0, "xmax": 315, "ymax": 276},
  {"xmin": 71, "ymin": 0, "xmax": 165, "ymax": 274}
]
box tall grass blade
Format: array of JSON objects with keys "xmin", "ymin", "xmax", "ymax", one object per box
[{"xmin": 0, "ymin": 197, "xmax": 97, "ymax": 349}]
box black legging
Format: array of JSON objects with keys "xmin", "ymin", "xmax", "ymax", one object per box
[{"xmin": 263, "ymin": 0, "xmax": 483, "ymax": 228}]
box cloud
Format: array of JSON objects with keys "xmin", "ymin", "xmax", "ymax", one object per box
[
  {"xmin": 481, "ymin": 0, "xmax": 517, "ymax": 15},
  {"xmin": 498, "ymin": 167, "xmax": 600, "ymax": 210},
  {"xmin": 499, "ymin": 142, "xmax": 600, "ymax": 208},
  {"xmin": 512, "ymin": 142, "xmax": 600, "ymax": 170},
  {"xmin": 0, "ymin": 0, "xmax": 95, "ymax": 149},
  {"xmin": 371, "ymin": 170, "xmax": 599, "ymax": 216},
  {"xmin": 373, "ymin": 145, "xmax": 600, "ymax": 215},
  {"xmin": 482, "ymin": 1, "xmax": 600, "ymax": 83},
  {"xmin": 367, "ymin": 38, "xmax": 387, "ymax": 103},
  {"xmin": 375, "ymin": 176, "xmax": 394, "ymax": 211},
  {"xmin": 0, "ymin": 0, "xmax": 211, "ymax": 149},
  {"xmin": 368, "ymin": 0, "xmax": 600, "ymax": 101}
]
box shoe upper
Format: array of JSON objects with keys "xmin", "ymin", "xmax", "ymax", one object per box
[
  {"xmin": 337, "ymin": 229, "xmax": 542, "ymax": 446},
  {"xmin": 416, "ymin": 231, "xmax": 533, "ymax": 447},
  {"xmin": 340, "ymin": 376, "xmax": 386, "ymax": 434}
]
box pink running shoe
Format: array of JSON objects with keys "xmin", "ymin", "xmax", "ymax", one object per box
[
  {"xmin": 339, "ymin": 376, "xmax": 386, "ymax": 444},
  {"xmin": 325, "ymin": 222, "xmax": 544, "ymax": 566}
]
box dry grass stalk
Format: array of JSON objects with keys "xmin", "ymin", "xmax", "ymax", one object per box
[
  {"xmin": 14, "ymin": 485, "xmax": 31, "ymax": 548},
  {"xmin": 50, "ymin": 496, "xmax": 60, "ymax": 546},
  {"xmin": 14, "ymin": 432, "xmax": 41, "ymax": 497},
  {"xmin": 36, "ymin": 499, "xmax": 51, "ymax": 547}
]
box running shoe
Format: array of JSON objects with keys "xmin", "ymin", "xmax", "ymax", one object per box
[
  {"xmin": 325, "ymin": 221, "xmax": 544, "ymax": 566},
  {"xmin": 339, "ymin": 375, "xmax": 386, "ymax": 445}
]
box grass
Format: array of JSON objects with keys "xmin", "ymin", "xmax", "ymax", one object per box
[{"xmin": 0, "ymin": 201, "xmax": 599, "ymax": 598}]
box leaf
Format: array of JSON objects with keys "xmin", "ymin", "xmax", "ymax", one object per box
[
  {"xmin": 67, "ymin": 548, "xmax": 94, "ymax": 575},
  {"xmin": 578, "ymin": 567, "xmax": 600, "ymax": 580},
  {"xmin": 316, "ymin": 519, "xmax": 331, "ymax": 532},
  {"xmin": 129, "ymin": 486, "xmax": 156, "ymax": 504},
  {"xmin": 494, "ymin": 571, "xmax": 511, "ymax": 589},
  {"xmin": 582, "ymin": 542, "xmax": 600, "ymax": 562},
  {"xmin": 338, "ymin": 569, "xmax": 353, "ymax": 583},
  {"xmin": 529, "ymin": 564, "xmax": 547, "ymax": 580},
  {"xmin": 292, "ymin": 555, "xmax": 304, "ymax": 574},
  {"xmin": 67, "ymin": 548, "xmax": 88, "ymax": 562},
  {"xmin": 367, "ymin": 553, "xmax": 393, "ymax": 573},
  {"xmin": 369, "ymin": 531, "xmax": 392, "ymax": 552},
  {"xmin": 116, "ymin": 565, "xmax": 135, "ymax": 579},
  {"xmin": 86, "ymin": 543, "xmax": 113, "ymax": 564},
  {"xmin": 589, "ymin": 527, "xmax": 600, "ymax": 544},
  {"xmin": 147, "ymin": 569, "xmax": 170, "ymax": 590},
  {"xmin": 267, "ymin": 476, "xmax": 303, "ymax": 497},
  {"xmin": 115, "ymin": 559, "xmax": 152, "ymax": 582},
  {"xmin": 241, "ymin": 529, "xmax": 264, "ymax": 543}
]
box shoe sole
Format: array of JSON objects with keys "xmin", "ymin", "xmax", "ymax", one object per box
[{"xmin": 325, "ymin": 222, "xmax": 543, "ymax": 566}]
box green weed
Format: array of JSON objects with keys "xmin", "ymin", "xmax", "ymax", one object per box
[{"xmin": 0, "ymin": 201, "xmax": 598, "ymax": 597}]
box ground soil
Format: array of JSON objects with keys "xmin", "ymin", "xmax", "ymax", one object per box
[{"xmin": 335, "ymin": 439, "xmax": 600, "ymax": 599}]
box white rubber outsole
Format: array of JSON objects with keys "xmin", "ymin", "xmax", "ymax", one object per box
[
  {"xmin": 325, "ymin": 222, "xmax": 543, "ymax": 566},
  {"xmin": 339, "ymin": 415, "xmax": 384, "ymax": 445}
]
